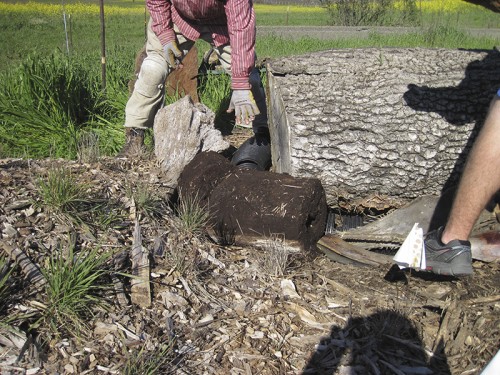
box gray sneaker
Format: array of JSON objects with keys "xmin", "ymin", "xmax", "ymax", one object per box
[{"xmin": 424, "ymin": 227, "xmax": 473, "ymax": 276}]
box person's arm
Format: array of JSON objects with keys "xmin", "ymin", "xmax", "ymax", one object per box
[
  {"xmin": 224, "ymin": 0, "xmax": 256, "ymax": 90},
  {"xmin": 146, "ymin": 0, "xmax": 176, "ymax": 45}
]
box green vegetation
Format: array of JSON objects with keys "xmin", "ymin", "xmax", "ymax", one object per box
[
  {"xmin": 0, "ymin": 257, "xmax": 14, "ymax": 319},
  {"xmin": 125, "ymin": 181, "xmax": 168, "ymax": 220},
  {"xmin": 123, "ymin": 342, "xmax": 178, "ymax": 375},
  {"xmin": 320, "ymin": 0, "xmax": 420, "ymax": 26},
  {"xmin": 35, "ymin": 166, "xmax": 126, "ymax": 230},
  {"xmin": 35, "ymin": 244, "xmax": 112, "ymax": 339},
  {"xmin": 0, "ymin": 0, "xmax": 498, "ymax": 159},
  {"xmin": 35, "ymin": 167, "xmax": 90, "ymax": 215},
  {"xmin": 175, "ymin": 191, "xmax": 211, "ymax": 236},
  {"xmin": 0, "ymin": 52, "xmax": 125, "ymax": 158}
]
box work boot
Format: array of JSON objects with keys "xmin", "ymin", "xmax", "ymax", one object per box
[
  {"xmin": 423, "ymin": 227, "xmax": 473, "ymax": 276},
  {"xmin": 118, "ymin": 128, "xmax": 145, "ymax": 157}
]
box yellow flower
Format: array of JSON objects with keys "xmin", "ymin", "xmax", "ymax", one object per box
[
  {"xmin": 0, "ymin": 1, "xmax": 144, "ymax": 16},
  {"xmin": 403, "ymin": 0, "xmax": 481, "ymax": 12},
  {"xmin": 254, "ymin": 4, "xmax": 323, "ymax": 14}
]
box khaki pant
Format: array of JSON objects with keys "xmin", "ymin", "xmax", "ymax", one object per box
[{"xmin": 125, "ymin": 19, "xmax": 268, "ymax": 133}]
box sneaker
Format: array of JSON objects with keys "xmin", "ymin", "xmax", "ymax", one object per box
[{"xmin": 423, "ymin": 227, "xmax": 473, "ymax": 276}]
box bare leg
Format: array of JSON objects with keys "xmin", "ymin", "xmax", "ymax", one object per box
[{"xmin": 442, "ymin": 95, "xmax": 500, "ymax": 243}]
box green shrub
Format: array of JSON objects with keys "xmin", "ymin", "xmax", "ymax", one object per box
[{"xmin": 320, "ymin": 0, "xmax": 420, "ymax": 26}]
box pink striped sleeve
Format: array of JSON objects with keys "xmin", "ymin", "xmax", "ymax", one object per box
[
  {"xmin": 225, "ymin": 0, "xmax": 256, "ymax": 90},
  {"xmin": 147, "ymin": 0, "xmax": 176, "ymax": 45}
]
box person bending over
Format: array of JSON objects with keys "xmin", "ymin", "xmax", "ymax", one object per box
[{"xmin": 120, "ymin": 0, "xmax": 268, "ymax": 155}]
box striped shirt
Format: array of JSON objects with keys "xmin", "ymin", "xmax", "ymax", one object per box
[{"xmin": 147, "ymin": 0, "xmax": 256, "ymax": 90}]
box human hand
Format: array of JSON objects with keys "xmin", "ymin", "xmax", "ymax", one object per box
[
  {"xmin": 227, "ymin": 90, "xmax": 260, "ymax": 126},
  {"xmin": 163, "ymin": 41, "xmax": 183, "ymax": 69}
]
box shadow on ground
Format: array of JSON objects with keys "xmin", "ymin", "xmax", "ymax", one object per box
[{"xmin": 302, "ymin": 309, "xmax": 451, "ymax": 374}]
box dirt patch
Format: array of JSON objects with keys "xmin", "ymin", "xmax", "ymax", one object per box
[{"xmin": 0, "ymin": 154, "xmax": 499, "ymax": 374}]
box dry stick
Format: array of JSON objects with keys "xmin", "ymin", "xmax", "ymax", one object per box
[
  {"xmin": 1, "ymin": 242, "xmax": 45, "ymax": 290},
  {"xmin": 130, "ymin": 220, "xmax": 151, "ymax": 308},
  {"xmin": 432, "ymin": 299, "xmax": 462, "ymax": 352},
  {"xmin": 466, "ymin": 294, "xmax": 500, "ymax": 305}
]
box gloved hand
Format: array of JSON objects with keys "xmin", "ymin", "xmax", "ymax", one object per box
[
  {"xmin": 227, "ymin": 89, "xmax": 260, "ymax": 126},
  {"xmin": 163, "ymin": 41, "xmax": 183, "ymax": 69}
]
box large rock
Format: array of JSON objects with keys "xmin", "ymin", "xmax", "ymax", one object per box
[
  {"xmin": 154, "ymin": 96, "xmax": 229, "ymax": 187},
  {"xmin": 266, "ymin": 47, "xmax": 500, "ymax": 210}
]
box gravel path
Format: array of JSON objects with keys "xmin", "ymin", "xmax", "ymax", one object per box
[{"xmin": 257, "ymin": 25, "xmax": 500, "ymax": 40}]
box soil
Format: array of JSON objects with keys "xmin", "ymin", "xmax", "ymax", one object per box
[{"xmin": 1, "ymin": 133, "xmax": 499, "ymax": 375}]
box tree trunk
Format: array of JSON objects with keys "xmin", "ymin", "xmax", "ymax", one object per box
[{"xmin": 266, "ymin": 47, "xmax": 500, "ymax": 210}]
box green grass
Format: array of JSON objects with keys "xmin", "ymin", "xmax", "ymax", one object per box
[
  {"xmin": 175, "ymin": 190, "xmax": 211, "ymax": 236},
  {"xmin": 0, "ymin": 257, "xmax": 14, "ymax": 317},
  {"xmin": 0, "ymin": 51, "xmax": 126, "ymax": 158},
  {"xmin": 125, "ymin": 181, "xmax": 169, "ymax": 220},
  {"xmin": 123, "ymin": 342, "xmax": 178, "ymax": 375},
  {"xmin": 35, "ymin": 167, "xmax": 90, "ymax": 215},
  {"xmin": 34, "ymin": 166, "xmax": 127, "ymax": 230},
  {"xmin": 0, "ymin": 1, "xmax": 497, "ymax": 71},
  {"xmin": 35, "ymin": 244, "xmax": 112, "ymax": 340}
]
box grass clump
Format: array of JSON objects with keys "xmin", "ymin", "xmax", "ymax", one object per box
[
  {"xmin": 125, "ymin": 182, "xmax": 168, "ymax": 221},
  {"xmin": 35, "ymin": 167, "xmax": 88, "ymax": 217},
  {"xmin": 0, "ymin": 52, "xmax": 126, "ymax": 159},
  {"xmin": 175, "ymin": 191, "xmax": 211, "ymax": 236},
  {"xmin": 123, "ymin": 341, "xmax": 178, "ymax": 375},
  {"xmin": 260, "ymin": 234, "xmax": 295, "ymax": 277},
  {"xmin": 35, "ymin": 165, "xmax": 128, "ymax": 231},
  {"xmin": 34, "ymin": 244, "xmax": 112, "ymax": 339},
  {"xmin": 77, "ymin": 131, "xmax": 101, "ymax": 163}
]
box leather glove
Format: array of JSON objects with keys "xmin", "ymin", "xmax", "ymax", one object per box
[
  {"xmin": 163, "ymin": 41, "xmax": 183, "ymax": 69},
  {"xmin": 227, "ymin": 89, "xmax": 260, "ymax": 126}
]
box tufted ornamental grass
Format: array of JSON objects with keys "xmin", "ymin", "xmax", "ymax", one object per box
[
  {"xmin": 175, "ymin": 190, "xmax": 211, "ymax": 236},
  {"xmin": 33, "ymin": 243, "xmax": 113, "ymax": 340}
]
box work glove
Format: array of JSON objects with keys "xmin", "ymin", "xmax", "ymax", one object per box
[
  {"xmin": 227, "ymin": 89, "xmax": 260, "ymax": 127},
  {"xmin": 163, "ymin": 41, "xmax": 183, "ymax": 69}
]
